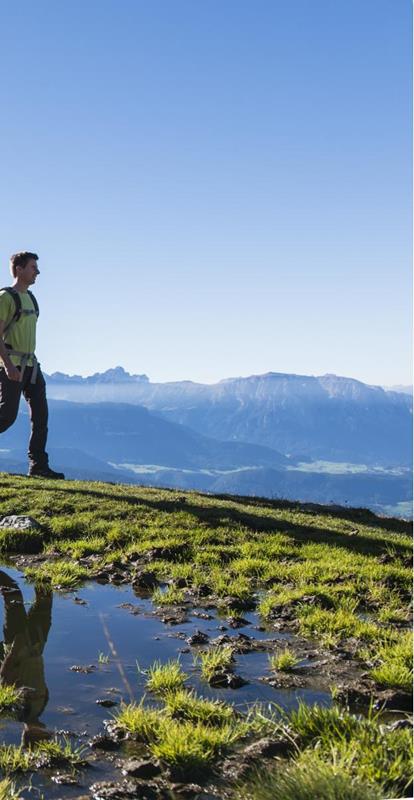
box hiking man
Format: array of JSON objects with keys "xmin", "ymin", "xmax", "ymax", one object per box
[{"xmin": 0, "ymin": 251, "xmax": 64, "ymax": 479}]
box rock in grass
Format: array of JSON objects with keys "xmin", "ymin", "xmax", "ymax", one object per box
[
  {"xmin": 241, "ymin": 737, "xmax": 291, "ymax": 759},
  {"xmin": 96, "ymin": 698, "xmax": 118, "ymax": 708},
  {"xmin": 209, "ymin": 670, "xmax": 247, "ymax": 689},
  {"xmin": 89, "ymin": 781, "xmax": 139, "ymax": 800},
  {"xmin": 387, "ymin": 719, "xmax": 413, "ymax": 731},
  {"xmin": 227, "ymin": 616, "xmax": 249, "ymax": 628},
  {"xmin": 186, "ymin": 630, "xmax": 209, "ymax": 646},
  {"xmin": 374, "ymin": 689, "xmax": 413, "ymax": 712},
  {"xmin": 70, "ymin": 664, "xmax": 96, "ymax": 674},
  {"xmin": 0, "ymin": 515, "xmax": 40, "ymax": 529},
  {"xmin": 89, "ymin": 734, "xmax": 121, "ymax": 751},
  {"xmin": 121, "ymin": 758, "xmax": 161, "ymax": 778},
  {"xmin": 132, "ymin": 569, "xmax": 158, "ymax": 590},
  {"xmin": 90, "ymin": 781, "xmax": 164, "ymax": 800},
  {"xmin": 52, "ymin": 773, "xmax": 80, "ymax": 785}
]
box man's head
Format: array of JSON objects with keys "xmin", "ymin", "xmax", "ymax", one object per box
[{"xmin": 9, "ymin": 251, "xmax": 39, "ymax": 284}]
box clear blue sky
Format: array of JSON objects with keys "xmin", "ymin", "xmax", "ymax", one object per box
[{"xmin": 0, "ymin": 0, "xmax": 411, "ymax": 385}]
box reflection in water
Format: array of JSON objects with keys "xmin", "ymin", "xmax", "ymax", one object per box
[{"xmin": 0, "ymin": 570, "xmax": 52, "ymax": 746}]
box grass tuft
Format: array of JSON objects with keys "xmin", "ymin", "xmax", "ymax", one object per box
[
  {"xmin": 0, "ymin": 746, "xmax": 31, "ymax": 774},
  {"xmin": 25, "ymin": 561, "xmax": 88, "ymax": 589},
  {"xmin": 113, "ymin": 701, "xmax": 164, "ymax": 741},
  {"xmin": 152, "ymin": 585, "xmax": 186, "ymax": 605},
  {"xmin": 235, "ymin": 749, "xmax": 383, "ymax": 800},
  {"xmin": 146, "ymin": 659, "xmax": 187, "ymax": 694},
  {"xmin": 370, "ymin": 631, "xmax": 413, "ymax": 692},
  {"xmin": 164, "ymin": 689, "xmax": 235, "ymax": 726},
  {"xmin": 269, "ymin": 648, "xmax": 298, "ymax": 672},
  {"xmin": 0, "ymin": 778, "xmax": 22, "ymax": 800},
  {"xmin": 150, "ymin": 718, "xmax": 248, "ymax": 777},
  {"xmin": 0, "ymin": 685, "xmax": 23, "ymax": 712},
  {"xmin": 196, "ymin": 645, "xmax": 235, "ymax": 683}
]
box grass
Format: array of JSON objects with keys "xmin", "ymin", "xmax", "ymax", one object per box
[
  {"xmin": 152, "ymin": 585, "xmax": 186, "ymax": 605},
  {"xmin": 0, "ymin": 527, "xmax": 43, "ymax": 554},
  {"xmin": 269, "ymin": 648, "xmax": 298, "ymax": 672},
  {"xmin": 0, "ymin": 746, "xmax": 32, "ymax": 774},
  {"xmin": 113, "ymin": 701, "xmax": 164, "ymax": 741},
  {"xmin": 33, "ymin": 737, "xmax": 87, "ymax": 766},
  {"xmin": 297, "ymin": 602, "xmax": 383, "ymax": 643},
  {"xmin": 0, "ymin": 779, "xmax": 21, "ymax": 800},
  {"xmin": 113, "ymin": 684, "xmax": 413, "ymax": 792},
  {"xmin": 195, "ymin": 645, "xmax": 235, "ymax": 683},
  {"xmin": 235, "ymin": 749, "xmax": 384, "ymax": 800},
  {"xmin": 145, "ymin": 659, "xmax": 187, "ymax": 694},
  {"xmin": 236, "ymin": 701, "xmax": 413, "ymax": 799},
  {"xmin": 369, "ymin": 631, "xmax": 413, "ymax": 693},
  {"xmin": 0, "ymin": 685, "xmax": 23, "ymax": 712},
  {"xmin": 114, "ymin": 690, "xmax": 248, "ymax": 778},
  {"xmin": 24, "ymin": 560, "xmax": 88, "ymax": 589},
  {"xmin": 0, "ymin": 473, "xmax": 410, "ymax": 697},
  {"xmin": 274, "ymin": 702, "xmax": 413, "ymax": 796},
  {"xmin": 98, "ymin": 652, "xmax": 110, "ymax": 664},
  {"xmin": 150, "ymin": 718, "xmax": 247, "ymax": 777},
  {"xmin": 164, "ymin": 689, "xmax": 235, "ymax": 726}
]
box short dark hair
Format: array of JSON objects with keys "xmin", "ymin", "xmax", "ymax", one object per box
[{"xmin": 9, "ymin": 251, "xmax": 38, "ymax": 278}]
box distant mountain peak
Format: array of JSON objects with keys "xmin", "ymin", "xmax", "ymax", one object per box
[{"xmin": 47, "ymin": 367, "xmax": 149, "ymax": 384}]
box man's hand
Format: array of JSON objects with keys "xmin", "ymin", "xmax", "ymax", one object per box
[{"xmin": 4, "ymin": 364, "xmax": 21, "ymax": 382}]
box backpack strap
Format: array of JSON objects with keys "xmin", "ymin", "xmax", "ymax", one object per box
[
  {"xmin": 1, "ymin": 287, "xmax": 22, "ymax": 338},
  {"xmin": 0, "ymin": 287, "xmax": 39, "ymax": 340},
  {"xmin": 27, "ymin": 290, "xmax": 39, "ymax": 318}
]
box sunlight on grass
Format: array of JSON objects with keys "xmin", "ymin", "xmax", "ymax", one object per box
[
  {"xmin": 146, "ymin": 659, "xmax": 187, "ymax": 695},
  {"xmin": 195, "ymin": 645, "xmax": 235, "ymax": 683},
  {"xmin": 269, "ymin": 648, "xmax": 298, "ymax": 672}
]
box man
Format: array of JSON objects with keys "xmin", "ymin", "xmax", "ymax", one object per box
[{"xmin": 0, "ymin": 251, "xmax": 64, "ymax": 479}]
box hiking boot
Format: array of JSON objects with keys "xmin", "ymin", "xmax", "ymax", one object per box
[{"xmin": 28, "ymin": 466, "xmax": 65, "ymax": 480}]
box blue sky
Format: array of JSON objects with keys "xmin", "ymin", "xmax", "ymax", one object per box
[{"xmin": 0, "ymin": 0, "xmax": 411, "ymax": 385}]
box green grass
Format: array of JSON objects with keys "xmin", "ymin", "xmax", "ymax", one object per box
[
  {"xmin": 0, "ymin": 473, "xmax": 410, "ymax": 695},
  {"xmin": 114, "ymin": 691, "xmax": 248, "ymax": 778},
  {"xmin": 369, "ymin": 631, "xmax": 413, "ymax": 692},
  {"xmin": 0, "ymin": 779, "xmax": 21, "ymax": 800},
  {"xmin": 273, "ymin": 701, "xmax": 413, "ymax": 796},
  {"xmin": 113, "ymin": 701, "xmax": 164, "ymax": 741},
  {"xmin": 0, "ymin": 746, "xmax": 31, "ymax": 774},
  {"xmin": 24, "ymin": 560, "xmax": 89, "ymax": 589},
  {"xmin": 151, "ymin": 585, "xmax": 186, "ymax": 605},
  {"xmin": 297, "ymin": 602, "xmax": 383, "ymax": 643},
  {"xmin": 164, "ymin": 689, "xmax": 235, "ymax": 726},
  {"xmin": 33, "ymin": 737, "xmax": 86, "ymax": 766},
  {"xmin": 51, "ymin": 536, "xmax": 108, "ymax": 558},
  {"xmin": 98, "ymin": 652, "xmax": 110, "ymax": 664},
  {"xmin": 0, "ymin": 685, "xmax": 23, "ymax": 712},
  {"xmin": 150, "ymin": 718, "xmax": 248, "ymax": 777},
  {"xmin": 0, "ymin": 527, "xmax": 44, "ymax": 554},
  {"xmin": 145, "ymin": 659, "xmax": 187, "ymax": 694},
  {"xmin": 269, "ymin": 648, "xmax": 298, "ymax": 672},
  {"xmin": 235, "ymin": 749, "xmax": 383, "ymax": 800},
  {"xmin": 196, "ymin": 645, "xmax": 235, "ymax": 683}
]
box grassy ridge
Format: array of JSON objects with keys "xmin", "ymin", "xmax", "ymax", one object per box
[
  {"xmin": 0, "ymin": 475, "xmax": 412, "ymax": 798},
  {"xmin": 0, "ymin": 474, "xmax": 412, "ymax": 692}
]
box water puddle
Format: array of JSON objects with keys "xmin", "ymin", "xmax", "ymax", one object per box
[{"xmin": 0, "ymin": 566, "xmax": 331, "ymax": 797}]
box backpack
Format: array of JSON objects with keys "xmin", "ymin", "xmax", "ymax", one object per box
[{"xmin": 0, "ymin": 287, "xmax": 39, "ymax": 340}]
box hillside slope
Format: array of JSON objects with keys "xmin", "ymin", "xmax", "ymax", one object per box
[{"xmin": 0, "ymin": 475, "xmax": 411, "ymax": 798}]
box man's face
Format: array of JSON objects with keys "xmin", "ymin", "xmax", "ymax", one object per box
[{"xmin": 18, "ymin": 258, "xmax": 40, "ymax": 285}]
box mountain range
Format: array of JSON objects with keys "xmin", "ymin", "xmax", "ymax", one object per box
[
  {"xmin": 0, "ymin": 368, "xmax": 411, "ymax": 517},
  {"xmin": 45, "ymin": 368, "xmax": 412, "ymax": 467}
]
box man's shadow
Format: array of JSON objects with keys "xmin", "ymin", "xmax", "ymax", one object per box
[{"xmin": 0, "ymin": 570, "xmax": 52, "ymax": 746}]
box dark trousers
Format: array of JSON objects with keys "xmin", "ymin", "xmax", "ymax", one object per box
[{"xmin": 0, "ymin": 366, "xmax": 49, "ymax": 469}]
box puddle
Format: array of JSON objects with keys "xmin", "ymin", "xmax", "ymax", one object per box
[{"xmin": 0, "ymin": 566, "xmax": 332, "ymax": 797}]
